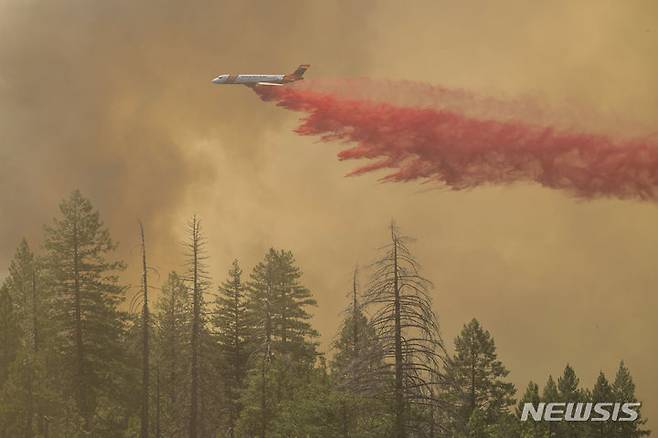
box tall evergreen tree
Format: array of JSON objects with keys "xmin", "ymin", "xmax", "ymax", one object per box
[
  {"xmin": 591, "ymin": 371, "xmax": 614, "ymax": 438},
  {"xmin": 6, "ymin": 240, "xmax": 42, "ymax": 353},
  {"xmin": 274, "ymin": 249, "xmax": 318, "ymax": 361},
  {"xmin": 611, "ymin": 361, "xmax": 650, "ymax": 438},
  {"xmin": 331, "ymin": 266, "xmax": 384, "ymax": 382},
  {"xmin": 541, "ymin": 375, "xmax": 559, "ymax": 438},
  {"xmin": 555, "ymin": 364, "xmax": 585, "ymax": 438},
  {"xmin": 154, "ymin": 272, "xmax": 190, "ymax": 438},
  {"xmin": 0, "ymin": 284, "xmax": 19, "ymax": 387},
  {"xmin": 517, "ymin": 382, "xmax": 542, "ymax": 438},
  {"xmin": 247, "ymin": 248, "xmax": 318, "ymax": 364},
  {"xmin": 3, "ymin": 238, "xmax": 65, "ymax": 437},
  {"xmin": 0, "ymin": 283, "xmax": 20, "ymax": 437},
  {"xmin": 557, "ymin": 364, "xmax": 581, "ymax": 403},
  {"xmin": 3, "ymin": 240, "xmax": 42, "ymax": 436},
  {"xmin": 43, "ymin": 190, "xmax": 126, "ymax": 431},
  {"xmin": 331, "ymin": 268, "xmax": 389, "ymax": 437},
  {"xmin": 240, "ymin": 248, "xmax": 319, "ymax": 437},
  {"xmin": 214, "ymin": 259, "xmax": 250, "ymax": 438},
  {"xmin": 444, "ymin": 319, "xmax": 516, "ymax": 436}
]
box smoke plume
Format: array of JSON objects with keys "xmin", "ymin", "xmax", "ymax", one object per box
[
  {"xmin": 0, "ymin": 0, "xmax": 375, "ymax": 274},
  {"xmin": 256, "ymin": 79, "xmax": 658, "ymax": 202}
]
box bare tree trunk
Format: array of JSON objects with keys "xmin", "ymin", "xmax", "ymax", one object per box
[
  {"xmin": 392, "ymin": 227, "xmax": 405, "ymax": 438},
  {"xmin": 260, "ymin": 358, "xmax": 267, "ymax": 438},
  {"xmin": 189, "ymin": 217, "xmax": 202, "ymax": 438},
  {"xmin": 260, "ymin": 280, "xmax": 273, "ymax": 438},
  {"xmin": 140, "ymin": 222, "xmax": 150, "ymax": 438}
]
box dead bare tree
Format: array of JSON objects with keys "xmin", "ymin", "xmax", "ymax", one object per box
[
  {"xmin": 185, "ymin": 216, "xmax": 209, "ymax": 438},
  {"xmin": 139, "ymin": 222, "xmax": 150, "ymax": 438},
  {"xmin": 363, "ymin": 222, "xmax": 448, "ymax": 438}
]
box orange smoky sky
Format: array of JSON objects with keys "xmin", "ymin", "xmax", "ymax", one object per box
[{"xmin": 0, "ymin": 0, "xmax": 657, "ymax": 430}]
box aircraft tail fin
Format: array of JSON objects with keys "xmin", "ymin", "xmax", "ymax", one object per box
[{"xmin": 292, "ymin": 64, "xmax": 310, "ymax": 78}]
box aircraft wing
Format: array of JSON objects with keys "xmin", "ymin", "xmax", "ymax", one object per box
[{"xmin": 256, "ymin": 82, "xmax": 283, "ymax": 86}]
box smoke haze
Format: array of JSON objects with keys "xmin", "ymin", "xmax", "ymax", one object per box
[{"xmin": 1, "ymin": 0, "xmax": 657, "ymax": 430}]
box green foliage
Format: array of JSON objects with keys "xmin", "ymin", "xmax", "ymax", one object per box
[
  {"xmin": 5, "ymin": 239, "xmax": 41, "ymax": 349},
  {"xmin": 154, "ymin": 271, "xmax": 191, "ymax": 437},
  {"xmin": 555, "ymin": 364, "xmax": 584, "ymax": 438},
  {"xmin": 43, "ymin": 190, "xmax": 127, "ymax": 430},
  {"xmin": 0, "ymin": 284, "xmax": 19, "ymax": 387},
  {"xmin": 0, "ymin": 197, "xmax": 651, "ymax": 437},
  {"xmin": 236, "ymin": 358, "xmax": 282, "ymax": 437},
  {"xmin": 0, "ymin": 239, "xmax": 63, "ymax": 437},
  {"xmin": 270, "ymin": 367, "xmax": 345, "ymax": 438},
  {"xmin": 331, "ymin": 293, "xmax": 393, "ymax": 437},
  {"xmin": 591, "ymin": 371, "xmax": 615, "ymax": 438},
  {"xmin": 611, "ymin": 361, "xmax": 650, "ymax": 437},
  {"xmin": 444, "ymin": 319, "xmax": 516, "ymax": 436},
  {"xmin": 214, "ymin": 260, "xmax": 250, "ymax": 436},
  {"xmin": 516, "ymin": 382, "xmax": 542, "ymax": 438},
  {"xmin": 331, "ymin": 305, "xmax": 385, "ymax": 392},
  {"xmin": 247, "ymin": 248, "xmax": 319, "ymax": 365}
]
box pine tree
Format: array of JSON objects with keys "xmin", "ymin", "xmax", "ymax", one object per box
[
  {"xmin": 591, "ymin": 372, "xmax": 614, "ymax": 438},
  {"xmin": 2, "ymin": 239, "xmax": 61, "ymax": 437},
  {"xmin": 3, "ymin": 240, "xmax": 39, "ymax": 436},
  {"xmin": 517, "ymin": 382, "xmax": 541, "ymax": 438},
  {"xmin": 330, "ymin": 302, "xmax": 384, "ymax": 388},
  {"xmin": 243, "ymin": 250, "xmax": 278, "ymax": 438},
  {"xmin": 556, "ymin": 364, "xmax": 585, "ymax": 438},
  {"xmin": 557, "ymin": 364, "xmax": 581, "ymax": 402},
  {"xmin": 273, "ymin": 249, "xmax": 318, "ymax": 362},
  {"xmin": 541, "ymin": 376, "xmax": 559, "ymax": 438},
  {"xmin": 0, "ymin": 284, "xmax": 19, "ymax": 387},
  {"xmin": 0, "ymin": 283, "xmax": 20, "ymax": 437},
  {"xmin": 247, "ymin": 248, "xmax": 318, "ymax": 365},
  {"xmin": 43, "ymin": 190, "xmax": 126, "ymax": 431},
  {"xmin": 240, "ymin": 248, "xmax": 319, "ymax": 437},
  {"xmin": 444, "ymin": 319, "xmax": 516, "ymax": 436},
  {"xmin": 611, "ymin": 361, "xmax": 650, "ymax": 438},
  {"xmin": 331, "ymin": 267, "xmax": 384, "ymax": 383},
  {"xmin": 331, "ymin": 267, "xmax": 388, "ymax": 437},
  {"xmin": 154, "ymin": 272, "xmax": 190, "ymax": 438},
  {"xmin": 214, "ymin": 259, "xmax": 250, "ymax": 438},
  {"xmin": 6, "ymin": 240, "xmax": 42, "ymax": 353}
]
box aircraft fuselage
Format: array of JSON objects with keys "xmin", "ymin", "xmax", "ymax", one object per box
[{"xmin": 212, "ymin": 65, "xmax": 310, "ymax": 87}]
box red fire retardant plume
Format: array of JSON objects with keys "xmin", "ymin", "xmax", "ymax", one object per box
[{"xmin": 255, "ymin": 81, "xmax": 658, "ymax": 202}]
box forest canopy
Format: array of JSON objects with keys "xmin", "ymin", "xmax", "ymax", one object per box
[{"xmin": 0, "ymin": 191, "xmax": 650, "ymax": 438}]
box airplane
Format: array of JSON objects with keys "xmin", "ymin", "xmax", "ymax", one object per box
[{"xmin": 211, "ymin": 64, "xmax": 310, "ymax": 87}]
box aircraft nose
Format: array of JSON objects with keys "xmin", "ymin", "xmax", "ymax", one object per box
[{"xmin": 212, "ymin": 77, "xmax": 220, "ymax": 84}]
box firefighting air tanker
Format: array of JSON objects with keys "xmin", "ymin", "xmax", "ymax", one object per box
[{"xmin": 211, "ymin": 64, "xmax": 310, "ymax": 87}]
